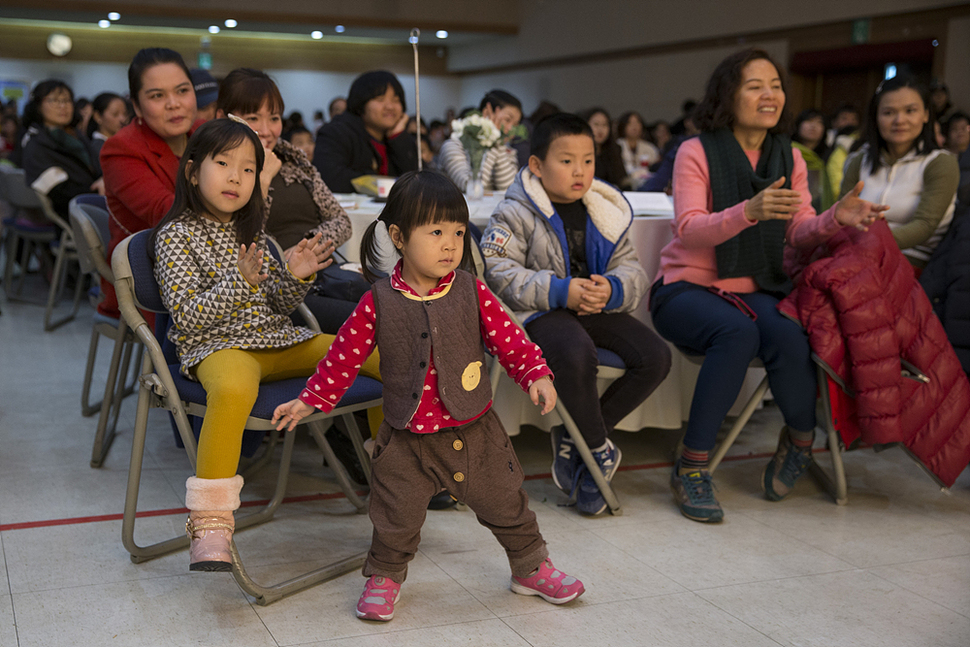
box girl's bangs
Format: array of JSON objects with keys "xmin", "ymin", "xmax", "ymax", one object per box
[{"xmin": 413, "ymin": 185, "xmax": 469, "ymax": 228}]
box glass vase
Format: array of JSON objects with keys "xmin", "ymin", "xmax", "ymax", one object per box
[{"xmin": 465, "ymin": 176, "xmax": 484, "ymax": 201}]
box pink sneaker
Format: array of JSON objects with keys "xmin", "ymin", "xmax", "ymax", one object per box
[
  {"xmin": 355, "ymin": 575, "xmax": 401, "ymax": 621},
  {"xmin": 510, "ymin": 559, "xmax": 585, "ymax": 604}
]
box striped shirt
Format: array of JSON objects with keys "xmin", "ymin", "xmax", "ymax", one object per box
[{"xmin": 437, "ymin": 138, "xmax": 519, "ymax": 192}]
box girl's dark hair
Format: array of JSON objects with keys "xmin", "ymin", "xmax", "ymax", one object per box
[
  {"xmin": 530, "ymin": 112, "xmax": 594, "ymax": 160},
  {"xmin": 359, "ymin": 171, "xmax": 473, "ymax": 283},
  {"xmin": 693, "ymin": 48, "xmax": 791, "ymax": 134},
  {"xmin": 862, "ymin": 75, "xmax": 937, "ymax": 174},
  {"xmin": 149, "ymin": 119, "xmax": 266, "ymax": 259},
  {"xmin": 479, "ymin": 89, "xmax": 522, "ymax": 113},
  {"xmin": 616, "ymin": 111, "xmax": 644, "ymax": 140},
  {"xmin": 87, "ymin": 92, "xmax": 126, "ymax": 137},
  {"xmin": 791, "ymin": 108, "xmax": 829, "ymax": 157},
  {"xmin": 580, "ymin": 107, "xmax": 618, "ymax": 151},
  {"xmin": 218, "ymin": 68, "xmax": 285, "ymax": 118},
  {"xmin": 347, "ymin": 71, "xmax": 406, "ymax": 117},
  {"xmin": 283, "ymin": 125, "xmax": 311, "ymax": 142},
  {"xmin": 128, "ymin": 47, "xmax": 193, "ymax": 107},
  {"xmin": 22, "ymin": 80, "xmax": 77, "ymax": 131}
]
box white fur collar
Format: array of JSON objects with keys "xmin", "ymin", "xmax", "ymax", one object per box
[{"xmin": 518, "ymin": 168, "xmax": 632, "ymax": 244}]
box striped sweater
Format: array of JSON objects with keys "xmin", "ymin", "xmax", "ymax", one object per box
[{"xmin": 437, "ymin": 138, "xmax": 519, "ymax": 192}]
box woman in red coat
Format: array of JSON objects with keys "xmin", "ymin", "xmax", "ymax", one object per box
[{"xmin": 99, "ymin": 47, "xmax": 198, "ymax": 319}]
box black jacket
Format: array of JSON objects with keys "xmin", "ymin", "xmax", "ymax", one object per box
[
  {"xmin": 312, "ymin": 112, "xmax": 417, "ymax": 193},
  {"xmin": 921, "ymin": 203, "xmax": 970, "ymax": 374},
  {"xmin": 21, "ymin": 125, "xmax": 100, "ymax": 218}
]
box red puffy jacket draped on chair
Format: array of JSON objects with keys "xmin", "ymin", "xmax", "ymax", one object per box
[{"xmin": 778, "ymin": 221, "xmax": 970, "ymax": 488}]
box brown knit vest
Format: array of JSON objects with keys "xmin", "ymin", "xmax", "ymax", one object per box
[{"xmin": 372, "ymin": 271, "xmax": 492, "ymax": 429}]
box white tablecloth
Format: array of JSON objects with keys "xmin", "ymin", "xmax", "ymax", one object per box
[{"xmin": 333, "ymin": 191, "xmax": 764, "ymax": 434}]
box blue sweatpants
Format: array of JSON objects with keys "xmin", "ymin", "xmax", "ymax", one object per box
[{"xmin": 650, "ymin": 281, "xmax": 816, "ymax": 452}]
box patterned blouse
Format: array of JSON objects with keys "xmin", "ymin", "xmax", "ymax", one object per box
[
  {"xmin": 266, "ymin": 138, "xmax": 352, "ymax": 248},
  {"xmin": 154, "ymin": 211, "xmax": 318, "ymax": 377}
]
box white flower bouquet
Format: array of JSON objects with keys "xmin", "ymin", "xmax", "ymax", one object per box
[{"xmin": 450, "ymin": 112, "xmax": 503, "ymax": 177}]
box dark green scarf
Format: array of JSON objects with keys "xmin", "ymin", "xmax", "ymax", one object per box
[
  {"xmin": 700, "ymin": 128, "xmax": 793, "ymax": 294},
  {"xmin": 48, "ymin": 127, "xmax": 93, "ymax": 172}
]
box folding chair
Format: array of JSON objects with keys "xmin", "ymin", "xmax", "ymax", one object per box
[
  {"xmin": 33, "ymin": 189, "xmax": 84, "ymax": 330},
  {"xmin": 678, "ymin": 351, "xmax": 848, "ymax": 505},
  {"xmin": 68, "ymin": 195, "xmax": 140, "ymax": 467},
  {"xmin": 0, "ymin": 166, "xmax": 57, "ymax": 302},
  {"xmin": 469, "ymin": 237, "xmax": 628, "ymax": 515},
  {"xmin": 112, "ymin": 229, "xmax": 381, "ymax": 605}
]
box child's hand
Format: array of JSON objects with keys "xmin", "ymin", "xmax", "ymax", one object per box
[
  {"xmin": 566, "ymin": 278, "xmax": 593, "ymax": 313},
  {"xmin": 529, "ymin": 376, "xmax": 557, "ymax": 415},
  {"xmin": 287, "ymin": 232, "xmax": 335, "ymax": 279},
  {"xmin": 272, "ymin": 398, "xmax": 315, "ymax": 431},
  {"xmin": 583, "ymin": 275, "xmax": 613, "ymax": 312},
  {"xmin": 238, "ymin": 243, "xmax": 268, "ymax": 286}
]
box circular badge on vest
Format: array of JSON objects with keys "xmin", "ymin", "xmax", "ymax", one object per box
[{"xmin": 461, "ymin": 361, "xmax": 483, "ymax": 391}]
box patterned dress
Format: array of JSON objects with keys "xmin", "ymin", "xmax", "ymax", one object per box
[{"xmin": 154, "ymin": 210, "xmax": 318, "ymax": 377}]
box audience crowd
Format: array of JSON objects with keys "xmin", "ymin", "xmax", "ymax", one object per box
[{"xmin": 1, "ymin": 41, "xmax": 968, "ymax": 617}]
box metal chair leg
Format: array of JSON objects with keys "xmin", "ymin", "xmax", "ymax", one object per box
[
  {"xmin": 91, "ymin": 319, "xmax": 130, "ymax": 467},
  {"xmin": 808, "ymin": 365, "xmax": 849, "ymax": 505},
  {"xmin": 708, "ymin": 374, "xmax": 771, "ymax": 473},
  {"xmin": 81, "ymin": 325, "xmax": 104, "ymax": 416},
  {"xmin": 308, "ymin": 420, "xmax": 367, "ymax": 512},
  {"xmin": 43, "ymin": 233, "xmax": 82, "ymax": 331}
]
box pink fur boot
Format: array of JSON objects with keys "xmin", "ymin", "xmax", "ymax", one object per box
[{"xmin": 185, "ymin": 475, "xmax": 243, "ymax": 572}]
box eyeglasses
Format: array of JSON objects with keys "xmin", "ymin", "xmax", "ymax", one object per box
[{"xmin": 43, "ymin": 97, "xmax": 72, "ymax": 106}]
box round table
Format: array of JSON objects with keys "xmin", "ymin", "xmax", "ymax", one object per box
[{"xmin": 333, "ymin": 191, "xmax": 765, "ymax": 434}]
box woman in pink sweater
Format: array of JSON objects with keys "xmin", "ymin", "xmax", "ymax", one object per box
[{"xmin": 649, "ymin": 49, "xmax": 887, "ymax": 523}]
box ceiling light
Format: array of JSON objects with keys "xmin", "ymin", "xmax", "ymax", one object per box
[
  {"xmin": 224, "ymin": 19, "xmax": 237, "ymax": 28},
  {"xmin": 208, "ymin": 25, "xmax": 220, "ymax": 34},
  {"xmin": 335, "ymin": 25, "xmax": 345, "ymax": 33},
  {"xmin": 108, "ymin": 12, "xmax": 120, "ymax": 21},
  {"xmin": 436, "ymin": 30, "xmax": 448, "ymax": 39},
  {"xmin": 311, "ymin": 31, "xmax": 323, "ymax": 39},
  {"xmin": 98, "ymin": 20, "xmax": 110, "ymax": 28}
]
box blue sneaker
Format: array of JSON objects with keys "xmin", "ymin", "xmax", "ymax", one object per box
[
  {"xmin": 575, "ymin": 439, "xmax": 622, "ymax": 516},
  {"xmin": 550, "ymin": 426, "xmax": 582, "ymax": 493},
  {"xmin": 670, "ymin": 460, "xmax": 723, "ymax": 523},
  {"xmin": 762, "ymin": 428, "xmax": 814, "ymax": 501}
]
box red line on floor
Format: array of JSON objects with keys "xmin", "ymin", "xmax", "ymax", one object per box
[{"xmin": 0, "ymin": 447, "xmax": 833, "ymax": 532}]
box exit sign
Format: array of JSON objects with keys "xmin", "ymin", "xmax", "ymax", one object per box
[{"xmin": 852, "ymin": 19, "xmax": 871, "ymax": 44}]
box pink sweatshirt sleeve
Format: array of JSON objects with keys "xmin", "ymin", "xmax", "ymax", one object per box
[
  {"xmin": 299, "ymin": 293, "xmax": 377, "ymax": 412},
  {"xmin": 671, "ymin": 138, "xmax": 758, "ymax": 249},
  {"xmin": 476, "ymin": 280, "xmax": 552, "ymax": 390}
]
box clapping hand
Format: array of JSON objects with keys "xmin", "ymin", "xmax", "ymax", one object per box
[
  {"xmin": 529, "ymin": 376, "xmax": 557, "ymax": 415},
  {"xmin": 834, "ymin": 181, "xmax": 890, "ymax": 231},
  {"xmin": 744, "ymin": 177, "xmax": 802, "ymax": 222},
  {"xmin": 286, "ymin": 232, "xmax": 335, "ymax": 280},
  {"xmin": 238, "ymin": 243, "xmax": 268, "ymax": 286}
]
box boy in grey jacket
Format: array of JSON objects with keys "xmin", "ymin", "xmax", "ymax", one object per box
[{"xmin": 482, "ymin": 113, "xmax": 671, "ymax": 515}]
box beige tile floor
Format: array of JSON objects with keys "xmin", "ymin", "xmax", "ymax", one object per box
[{"xmin": 1, "ymin": 295, "xmax": 969, "ymax": 647}]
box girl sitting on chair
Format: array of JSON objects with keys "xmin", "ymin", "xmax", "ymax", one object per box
[{"xmin": 149, "ymin": 118, "xmax": 381, "ymax": 572}]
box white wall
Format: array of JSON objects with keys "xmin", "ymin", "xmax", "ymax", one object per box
[
  {"xmin": 0, "ymin": 57, "xmax": 463, "ymax": 124},
  {"xmin": 456, "ymin": 40, "xmax": 788, "ymax": 124}
]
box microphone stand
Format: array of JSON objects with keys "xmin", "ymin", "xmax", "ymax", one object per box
[{"xmin": 409, "ymin": 28, "xmax": 422, "ymax": 171}]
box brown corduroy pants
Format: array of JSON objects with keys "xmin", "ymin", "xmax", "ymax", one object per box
[{"xmin": 363, "ymin": 409, "xmax": 549, "ymax": 583}]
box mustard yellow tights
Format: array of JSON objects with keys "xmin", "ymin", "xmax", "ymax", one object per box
[{"xmin": 194, "ymin": 334, "xmax": 382, "ymax": 479}]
